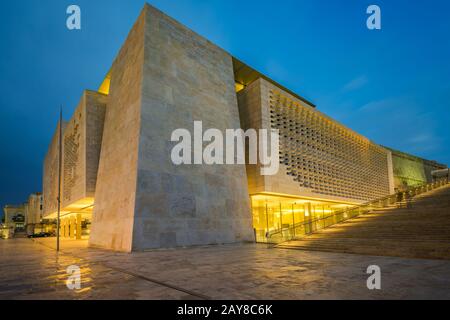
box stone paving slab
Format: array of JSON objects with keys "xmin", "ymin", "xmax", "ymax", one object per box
[{"xmin": 1, "ymin": 238, "xmax": 450, "ymax": 299}]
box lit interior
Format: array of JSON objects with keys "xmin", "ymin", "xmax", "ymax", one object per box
[
  {"xmin": 251, "ymin": 193, "xmax": 357, "ymax": 242},
  {"xmin": 235, "ymin": 82, "xmax": 245, "ymax": 92},
  {"xmin": 45, "ymin": 197, "xmax": 94, "ymax": 240}
]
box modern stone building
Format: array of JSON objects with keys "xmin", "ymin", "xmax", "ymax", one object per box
[
  {"xmin": 2, "ymin": 192, "xmax": 44, "ymax": 237},
  {"xmin": 24, "ymin": 193, "xmax": 44, "ymax": 235},
  {"xmin": 3, "ymin": 204, "xmax": 27, "ymax": 234},
  {"xmin": 42, "ymin": 4, "xmax": 446, "ymax": 251},
  {"xmin": 43, "ymin": 91, "xmax": 106, "ymax": 239}
]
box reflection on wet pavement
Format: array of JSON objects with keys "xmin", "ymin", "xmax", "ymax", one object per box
[{"xmin": 1, "ymin": 238, "xmax": 450, "ymax": 299}]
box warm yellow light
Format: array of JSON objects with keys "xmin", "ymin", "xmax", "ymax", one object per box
[
  {"xmin": 235, "ymin": 82, "xmax": 245, "ymax": 92},
  {"xmin": 251, "ymin": 192, "xmax": 360, "ymax": 206},
  {"xmin": 98, "ymin": 71, "xmax": 111, "ymax": 95},
  {"xmin": 43, "ymin": 197, "xmax": 95, "ymax": 219}
]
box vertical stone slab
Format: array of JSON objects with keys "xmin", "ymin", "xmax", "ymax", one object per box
[
  {"xmin": 61, "ymin": 95, "xmax": 87, "ymax": 208},
  {"xmin": 237, "ymin": 79, "xmax": 265, "ymax": 195},
  {"xmin": 85, "ymin": 91, "xmax": 107, "ymax": 197},
  {"xmin": 61, "ymin": 91, "xmax": 106, "ymax": 207},
  {"xmin": 89, "ymin": 9, "xmax": 146, "ymax": 252},
  {"xmin": 387, "ymin": 151, "xmax": 395, "ymax": 194},
  {"xmin": 43, "ymin": 90, "xmax": 106, "ymax": 221},
  {"xmin": 43, "ymin": 120, "xmax": 67, "ymax": 217},
  {"xmin": 131, "ymin": 5, "xmax": 253, "ymax": 249}
]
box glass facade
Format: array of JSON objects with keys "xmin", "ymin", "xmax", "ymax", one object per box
[{"xmin": 251, "ymin": 194, "xmax": 353, "ymax": 243}]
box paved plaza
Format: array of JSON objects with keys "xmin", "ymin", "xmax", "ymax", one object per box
[{"xmin": 0, "ymin": 238, "xmax": 449, "ymax": 300}]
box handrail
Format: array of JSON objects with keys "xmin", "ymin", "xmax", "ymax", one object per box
[{"xmin": 266, "ymin": 178, "xmax": 449, "ymax": 245}]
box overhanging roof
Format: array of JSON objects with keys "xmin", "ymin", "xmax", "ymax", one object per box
[{"xmin": 233, "ymin": 58, "xmax": 316, "ymax": 108}]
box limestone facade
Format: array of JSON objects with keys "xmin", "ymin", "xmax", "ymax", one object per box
[
  {"xmin": 88, "ymin": 8, "xmax": 145, "ymax": 251},
  {"xmin": 41, "ymin": 3, "xmax": 447, "ymax": 251},
  {"xmin": 25, "ymin": 193, "xmax": 43, "ymax": 234},
  {"xmin": 238, "ymin": 78, "xmax": 395, "ymax": 203},
  {"xmin": 43, "ymin": 91, "xmax": 107, "ymax": 218},
  {"xmin": 61, "ymin": 90, "xmax": 107, "ymax": 211},
  {"xmin": 43, "ymin": 120, "xmax": 66, "ymax": 217},
  {"xmin": 90, "ymin": 5, "xmax": 253, "ymax": 251}
]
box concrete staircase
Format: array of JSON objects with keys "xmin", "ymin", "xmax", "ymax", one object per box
[{"xmin": 277, "ymin": 184, "xmax": 450, "ymax": 260}]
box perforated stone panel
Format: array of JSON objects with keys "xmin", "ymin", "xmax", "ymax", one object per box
[
  {"xmin": 238, "ymin": 78, "xmax": 393, "ymax": 203},
  {"xmin": 63, "ymin": 115, "xmax": 81, "ymax": 202},
  {"xmin": 43, "ymin": 91, "xmax": 106, "ymax": 217},
  {"xmin": 386, "ymin": 147, "xmax": 447, "ymax": 189},
  {"xmin": 268, "ymin": 88, "xmax": 391, "ymax": 201}
]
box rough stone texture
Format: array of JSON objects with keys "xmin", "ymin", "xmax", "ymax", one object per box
[
  {"xmin": 85, "ymin": 92, "xmax": 108, "ymax": 195},
  {"xmin": 62, "ymin": 100, "xmax": 84, "ymax": 205},
  {"xmin": 43, "ymin": 120, "xmax": 67, "ymax": 216},
  {"xmin": 26, "ymin": 193, "xmax": 42, "ymax": 226},
  {"xmin": 132, "ymin": 5, "xmax": 253, "ymax": 250},
  {"xmin": 25, "ymin": 193, "xmax": 43, "ymax": 234},
  {"xmin": 89, "ymin": 8, "xmax": 146, "ymax": 252},
  {"xmin": 90, "ymin": 5, "xmax": 253, "ymax": 252},
  {"xmin": 42, "ymin": 91, "xmax": 106, "ymax": 218},
  {"xmin": 386, "ymin": 151, "xmax": 396, "ymax": 195},
  {"xmin": 62, "ymin": 91, "xmax": 107, "ymax": 207},
  {"xmin": 238, "ymin": 78, "xmax": 394, "ymax": 204}
]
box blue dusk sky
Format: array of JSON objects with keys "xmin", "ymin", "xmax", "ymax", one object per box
[{"xmin": 0, "ymin": 0, "xmax": 449, "ymax": 210}]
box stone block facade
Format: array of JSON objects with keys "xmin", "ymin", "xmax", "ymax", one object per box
[
  {"xmin": 41, "ymin": 3, "xmax": 447, "ymax": 252},
  {"xmin": 43, "ymin": 91, "xmax": 106, "ymax": 217},
  {"xmin": 90, "ymin": 5, "xmax": 253, "ymax": 251},
  {"xmin": 43, "ymin": 120, "xmax": 67, "ymax": 216},
  {"xmin": 386, "ymin": 147, "xmax": 447, "ymax": 189},
  {"xmin": 62, "ymin": 91, "xmax": 107, "ymax": 208},
  {"xmin": 238, "ymin": 78, "xmax": 395, "ymax": 203},
  {"xmin": 89, "ymin": 8, "xmax": 145, "ymax": 251}
]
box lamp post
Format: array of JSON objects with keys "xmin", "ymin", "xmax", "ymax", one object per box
[{"xmin": 56, "ymin": 107, "xmax": 62, "ymax": 252}]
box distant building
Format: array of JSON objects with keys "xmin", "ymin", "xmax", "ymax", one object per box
[
  {"xmin": 25, "ymin": 193, "xmax": 44, "ymax": 235},
  {"xmin": 385, "ymin": 147, "xmax": 446, "ymax": 190},
  {"xmin": 3, "ymin": 204, "xmax": 26, "ymax": 237},
  {"xmin": 2, "ymin": 193, "xmax": 44, "ymax": 237},
  {"xmin": 41, "ymin": 4, "xmax": 447, "ymax": 252}
]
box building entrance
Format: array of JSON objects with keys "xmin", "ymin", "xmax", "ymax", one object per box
[{"xmin": 251, "ymin": 194, "xmax": 355, "ymax": 243}]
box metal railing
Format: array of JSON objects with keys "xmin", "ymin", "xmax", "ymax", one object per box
[{"xmin": 266, "ymin": 178, "xmax": 449, "ymax": 245}]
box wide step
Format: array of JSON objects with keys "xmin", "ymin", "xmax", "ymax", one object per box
[{"xmin": 276, "ymin": 184, "xmax": 450, "ymax": 260}]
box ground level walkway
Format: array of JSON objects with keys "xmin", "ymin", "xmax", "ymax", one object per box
[{"xmin": 1, "ymin": 238, "xmax": 449, "ymax": 299}]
